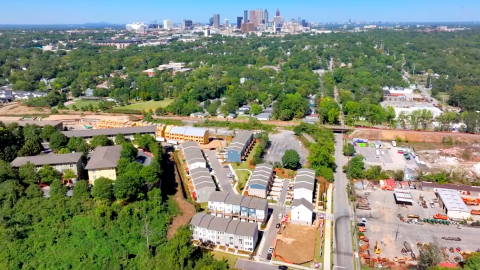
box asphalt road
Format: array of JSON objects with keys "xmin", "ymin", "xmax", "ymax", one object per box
[
  {"xmin": 333, "ymin": 133, "xmax": 355, "ymax": 270},
  {"xmin": 277, "ymin": 180, "xmax": 289, "ymax": 206},
  {"xmin": 236, "ymin": 259, "xmax": 279, "ymax": 270},
  {"xmin": 137, "ymin": 150, "xmax": 152, "ymax": 166},
  {"xmin": 204, "ymin": 150, "xmax": 234, "ymax": 193}
]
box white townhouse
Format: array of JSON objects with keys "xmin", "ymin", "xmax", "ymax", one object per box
[
  {"xmin": 181, "ymin": 141, "xmax": 207, "ymax": 170},
  {"xmin": 290, "ymin": 198, "xmax": 314, "ymax": 226},
  {"xmin": 293, "ymin": 168, "xmax": 316, "ymax": 203},
  {"xmin": 207, "ymin": 191, "xmax": 268, "ymax": 223}
]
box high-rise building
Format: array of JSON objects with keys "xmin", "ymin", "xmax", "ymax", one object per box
[
  {"xmin": 302, "ymin": 19, "xmax": 307, "ymax": 27},
  {"xmin": 163, "ymin": 20, "xmax": 173, "ymax": 30},
  {"xmin": 209, "ymin": 17, "xmax": 213, "ymax": 26},
  {"xmin": 237, "ymin": 17, "xmax": 243, "ymax": 29},
  {"xmin": 182, "ymin": 19, "xmax": 193, "ymax": 30},
  {"xmin": 225, "ymin": 19, "xmax": 230, "ymax": 28},
  {"xmin": 264, "ymin": 9, "xmax": 269, "ymax": 23},
  {"xmin": 244, "ymin": 10, "xmax": 248, "ymax": 22},
  {"xmin": 241, "ymin": 22, "xmax": 255, "ymax": 33},
  {"xmin": 276, "ymin": 9, "xmax": 280, "ymax": 16},
  {"xmin": 213, "ymin": 14, "xmax": 220, "ymax": 29},
  {"xmin": 249, "ymin": 10, "xmax": 256, "ymax": 27},
  {"xmin": 273, "ymin": 16, "xmax": 282, "ymax": 26}
]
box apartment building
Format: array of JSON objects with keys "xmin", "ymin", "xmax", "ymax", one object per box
[
  {"xmin": 11, "ymin": 153, "xmax": 83, "ymax": 178},
  {"xmin": 85, "ymin": 146, "xmax": 122, "ymax": 184},
  {"xmin": 190, "ymin": 213, "xmax": 258, "ymax": 252},
  {"xmin": 62, "ymin": 126, "xmax": 157, "ymax": 142},
  {"xmin": 180, "ymin": 141, "xmax": 207, "ymax": 171},
  {"xmin": 190, "ymin": 167, "xmax": 216, "ymax": 203},
  {"xmin": 207, "ymin": 191, "xmax": 268, "ymax": 223},
  {"xmin": 164, "ymin": 126, "xmax": 209, "ymax": 144},
  {"xmin": 226, "ymin": 131, "xmax": 254, "ymax": 162},
  {"xmin": 293, "ymin": 168, "xmax": 316, "ymax": 203},
  {"xmin": 248, "ymin": 163, "xmax": 274, "ymax": 198},
  {"xmin": 290, "ymin": 198, "xmax": 314, "ymax": 226}
]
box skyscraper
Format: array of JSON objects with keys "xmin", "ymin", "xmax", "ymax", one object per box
[
  {"xmin": 224, "ymin": 19, "xmax": 230, "ymax": 28},
  {"xmin": 249, "ymin": 10, "xmax": 256, "ymax": 27},
  {"xmin": 276, "ymin": 9, "xmax": 280, "ymax": 16},
  {"xmin": 163, "ymin": 20, "xmax": 173, "ymax": 30},
  {"xmin": 237, "ymin": 17, "xmax": 243, "ymax": 29},
  {"xmin": 264, "ymin": 9, "xmax": 269, "ymax": 23},
  {"xmin": 213, "ymin": 14, "xmax": 220, "ymax": 29},
  {"xmin": 182, "ymin": 19, "xmax": 193, "ymax": 30},
  {"xmin": 209, "ymin": 17, "xmax": 213, "ymax": 26},
  {"xmin": 244, "ymin": 10, "xmax": 248, "ymax": 22}
]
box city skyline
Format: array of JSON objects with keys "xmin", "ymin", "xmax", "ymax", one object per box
[{"xmin": 0, "ymin": 0, "xmax": 479, "ymax": 24}]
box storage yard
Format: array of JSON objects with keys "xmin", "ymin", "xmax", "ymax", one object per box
[{"xmin": 355, "ymin": 181, "xmax": 480, "ymax": 268}]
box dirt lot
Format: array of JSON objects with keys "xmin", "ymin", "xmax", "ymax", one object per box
[
  {"xmin": 356, "ymin": 185, "xmax": 480, "ymax": 265},
  {"xmin": 0, "ymin": 104, "xmax": 51, "ymax": 115},
  {"xmin": 274, "ymin": 221, "xmax": 320, "ymax": 264},
  {"xmin": 350, "ymin": 128, "xmax": 480, "ymax": 143}
]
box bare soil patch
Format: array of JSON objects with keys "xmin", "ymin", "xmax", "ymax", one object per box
[
  {"xmin": 167, "ymin": 168, "xmax": 196, "ymax": 240},
  {"xmin": 0, "ymin": 104, "xmax": 50, "ymax": 115},
  {"xmin": 274, "ymin": 220, "xmax": 321, "ymax": 264}
]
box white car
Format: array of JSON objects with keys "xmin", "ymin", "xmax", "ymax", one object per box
[
  {"xmin": 268, "ymin": 246, "xmax": 274, "ymax": 253},
  {"xmin": 278, "ymin": 213, "xmax": 283, "ymax": 219}
]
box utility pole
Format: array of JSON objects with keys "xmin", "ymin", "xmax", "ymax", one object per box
[{"xmin": 394, "ymin": 225, "xmax": 400, "ymax": 241}]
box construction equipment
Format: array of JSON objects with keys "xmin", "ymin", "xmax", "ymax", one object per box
[
  {"xmin": 407, "ymin": 214, "xmax": 419, "ymax": 219},
  {"xmin": 375, "ymin": 241, "xmax": 381, "ymax": 254},
  {"xmin": 382, "ymin": 186, "xmax": 394, "ymax": 191},
  {"xmin": 434, "ymin": 213, "xmax": 448, "ymax": 220},
  {"xmin": 471, "ymin": 210, "xmax": 480, "ymax": 215}
]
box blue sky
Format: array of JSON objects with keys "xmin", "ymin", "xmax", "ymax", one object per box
[{"xmin": 1, "ymin": 0, "xmax": 479, "ymax": 24}]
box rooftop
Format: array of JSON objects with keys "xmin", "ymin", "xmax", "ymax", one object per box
[
  {"xmin": 62, "ymin": 126, "xmax": 157, "ymax": 138},
  {"xmin": 2, "ymin": 120, "xmax": 62, "ymax": 127},
  {"xmin": 208, "ymin": 191, "xmax": 230, "ymax": 202},
  {"xmin": 227, "ymin": 131, "xmax": 253, "ymax": 153},
  {"xmin": 85, "ymin": 146, "xmax": 122, "ymax": 170},
  {"xmin": 11, "ymin": 153, "xmax": 82, "ymax": 167},
  {"xmin": 208, "ymin": 217, "xmax": 232, "ymax": 232},
  {"xmin": 190, "ymin": 212, "xmax": 207, "ymax": 226},
  {"xmin": 291, "ymin": 198, "xmax": 314, "ymax": 211},
  {"xmin": 235, "ymin": 221, "xmax": 257, "ymax": 237},
  {"xmin": 248, "ymin": 163, "xmax": 274, "ymax": 189},
  {"xmin": 190, "ymin": 167, "xmax": 216, "ymax": 190},
  {"xmin": 437, "ymin": 188, "xmax": 470, "ymax": 213}
]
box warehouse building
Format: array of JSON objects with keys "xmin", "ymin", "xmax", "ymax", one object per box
[
  {"xmin": 85, "ymin": 146, "xmax": 122, "ymax": 184},
  {"xmin": 62, "ymin": 126, "xmax": 157, "ymax": 142},
  {"xmin": 11, "ymin": 153, "xmax": 83, "ymax": 178},
  {"xmin": 190, "ymin": 213, "xmax": 258, "ymax": 252},
  {"xmin": 226, "ymin": 131, "xmax": 254, "ymax": 163},
  {"xmin": 247, "ymin": 163, "xmax": 274, "ymax": 198},
  {"xmin": 436, "ymin": 188, "xmax": 471, "ymax": 220},
  {"xmin": 181, "ymin": 141, "xmax": 207, "ymax": 171},
  {"xmin": 293, "ymin": 168, "xmax": 316, "ymax": 203},
  {"xmin": 207, "ymin": 191, "xmax": 268, "ymax": 223},
  {"xmin": 190, "ymin": 167, "xmax": 216, "ymax": 203}
]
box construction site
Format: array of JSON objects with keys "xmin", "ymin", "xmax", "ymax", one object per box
[{"xmin": 354, "ymin": 180, "xmax": 480, "ymax": 269}]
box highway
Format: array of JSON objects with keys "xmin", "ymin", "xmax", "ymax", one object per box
[{"xmin": 333, "ymin": 133, "xmax": 355, "ymax": 270}]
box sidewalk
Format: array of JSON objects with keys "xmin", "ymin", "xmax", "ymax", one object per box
[{"xmin": 323, "ymin": 184, "xmax": 334, "ymax": 270}]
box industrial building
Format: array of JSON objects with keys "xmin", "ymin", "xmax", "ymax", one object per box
[
  {"xmin": 190, "ymin": 167, "xmax": 216, "ymax": 203},
  {"xmin": 180, "ymin": 141, "xmax": 207, "ymax": 171},
  {"xmin": 247, "ymin": 163, "xmax": 274, "ymax": 198},
  {"xmin": 293, "ymin": 168, "xmax": 316, "ymax": 203},
  {"xmin": 290, "ymin": 198, "xmax": 314, "ymax": 226},
  {"xmin": 85, "ymin": 146, "xmax": 122, "ymax": 184},
  {"xmin": 226, "ymin": 131, "xmax": 254, "ymax": 163},
  {"xmin": 163, "ymin": 126, "xmax": 209, "ymax": 144},
  {"xmin": 62, "ymin": 126, "xmax": 157, "ymax": 142},
  {"xmin": 393, "ymin": 189, "xmax": 414, "ymax": 205},
  {"xmin": 11, "ymin": 153, "xmax": 83, "ymax": 178},
  {"xmin": 190, "ymin": 213, "xmax": 258, "ymax": 252},
  {"xmin": 207, "ymin": 191, "xmax": 268, "ymax": 223},
  {"xmin": 436, "ymin": 189, "xmax": 471, "ymax": 220}
]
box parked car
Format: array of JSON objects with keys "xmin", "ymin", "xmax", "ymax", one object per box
[
  {"xmin": 267, "ymin": 253, "xmax": 272, "ymax": 260},
  {"xmin": 278, "ymin": 213, "xmax": 283, "ymax": 219},
  {"xmin": 135, "ymin": 156, "xmax": 147, "ymax": 164},
  {"xmin": 268, "ymin": 246, "xmax": 274, "ymax": 253},
  {"xmin": 278, "ymin": 266, "xmax": 288, "ymax": 270},
  {"xmin": 276, "ymin": 223, "xmax": 280, "ymax": 229},
  {"xmin": 357, "ymin": 222, "xmax": 365, "ymax": 227}
]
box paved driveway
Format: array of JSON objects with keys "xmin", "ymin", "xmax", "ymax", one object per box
[
  {"xmin": 258, "ymin": 205, "xmax": 286, "ymax": 260},
  {"xmin": 137, "ymin": 150, "xmax": 152, "ymax": 166},
  {"xmin": 236, "ymin": 260, "xmax": 279, "ymax": 270},
  {"xmin": 204, "ymin": 150, "xmax": 234, "ymax": 193}
]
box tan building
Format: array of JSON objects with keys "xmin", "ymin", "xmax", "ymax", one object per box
[
  {"xmin": 85, "ymin": 146, "xmax": 122, "ymax": 184},
  {"xmin": 162, "ymin": 126, "xmax": 209, "ymax": 144},
  {"xmin": 11, "ymin": 153, "xmax": 83, "ymax": 178}
]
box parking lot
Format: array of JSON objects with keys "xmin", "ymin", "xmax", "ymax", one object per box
[
  {"xmin": 355, "ymin": 142, "xmax": 417, "ymax": 170},
  {"xmin": 265, "ymin": 130, "xmax": 308, "ymax": 165},
  {"xmin": 356, "ymin": 187, "xmax": 480, "ymax": 262}
]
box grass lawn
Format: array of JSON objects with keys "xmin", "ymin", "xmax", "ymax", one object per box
[
  {"xmin": 232, "ymin": 144, "xmax": 259, "ymax": 193},
  {"xmin": 314, "ymin": 226, "xmax": 324, "ymax": 263},
  {"xmin": 202, "ymin": 249, "xmax": 239, "ymax": 268},
  {"xmin": 65, "ymin": 100, "xmax": 100, "ymax": 110},
  {"xmin": 118, "ymin": 99, "xmax": 174, "ymax": 110}
]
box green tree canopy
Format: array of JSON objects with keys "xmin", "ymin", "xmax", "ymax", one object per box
[
  {"xmin": 90, "ymin": 135, "xmax": 111, "ymax": 148},
  {"xmin": 282, "ymin": 149, "xmax": 300, "ymax": 170},
  {"xmin": 49, "ymin": 131, "xmax": 68, "ymax": 151},
  {"xmin": 91, "ymin": 177, "xmax": 114, "ymax": 200}
]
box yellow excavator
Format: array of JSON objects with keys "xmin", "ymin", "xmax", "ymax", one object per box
[{"xmin": 375, "ymin": 240, "xmax": 381, "ymax": 254}]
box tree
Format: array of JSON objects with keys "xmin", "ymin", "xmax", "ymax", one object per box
[
  {"xmin": 154, "ymin": 107, "xmax": 167, "ymax": 116},
  {"xmin": 114, "ymin": 171, "xmax": 144, "ymax": 200},
  {"xmin": 49, "ymin": 132, "xmax": 68, "ymax": 151},
  {"xmin": 318, "ymin": 97, "xmax": 340, "ymax": 124},
  {"xmin": 345, "ymin": 155, "xmax": 365, "ymax": 180},
  {"xmin": 23, "ymin": 124, "xmax": 41, "ymax": 141},
  {"xmin": 250, "ymin": 103, "xmax": 263, "ymax": 115},
  {"xmin": 91, "ymin": 177, "xmax": 114, "ymax": 200},
  {"xmin": 67, "ymin": 136, "xmax": 89, "ymax": 153},
  {"xmin": 464, "ymin": 252, "xmax": 480, "ymax": 270},
  {"xmin": 18, "ymin": 139, "xmax": 43, "ymax": 157},
  {"xmin": 40, "ymin": 125, "xmax": 57, "ymax": 141},
  {"xmin": 62, "ymin": 169, "xmax": 77, "ymax": 181},
  {"xmin": 282, "ymin": 149, "xmax": 300, "ymax": 170},
  {"xmin": 343, "ymin": 143, "xmax": 355, "ymax": 156},
  {"xmin": 0, "ymin": 160, "xmax": 18, "ymax": 184},
  {"xmin": 0, "ymin": 180, "xmax": 24, "ymax": 208},
  {"xmin": 59, "ymin": 148, "xmax": 71, "ymax": 154},
  {"xmin": 115, "ymin": 133, "xmax": 126, "ymax": 145},
  {"xmin": 38, "ymin": 165, "xmax": 60, "ymax": 184},
  {"xmin": 50, "ymin": 179, "xmax": 67, "ymax": 199},
  {"xmin": 25, "ymin": 184, "xmax": 43, "ymax": 199},
  {"xmin": 134, "ymin": 134, "xmax": 155, "ymax": 151},
  {"xmin": 121, "ymin": 142, "xmax": 138, "ymax": 162},
  {"xmin": 19, "ymin": 162, "xmax": 39, "ymax": 185},
  {"xmin": 385, "ymin": 106, "xmax": 396, "ymax": 128},
  {"xmin": 73, "ymin": 180, "xmax": 90, "ymax": 200},
  {"xmin": 418, "ymin": 238, "xmax": 444, "ymax": 270},
  {"xmin": 140, "ymin": 165, "xmax": 160, "ymax": 187},
  {"xmin": 392, "ymin": 169, "xmax": 404, "ymax": 181},
  {"xmin": 90, "ymin": 135, "xmax": 111, "ymax": 148}
]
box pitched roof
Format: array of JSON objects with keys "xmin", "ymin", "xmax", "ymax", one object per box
[
  {"xmin": 190, "ymin": 212, "xmax": 207, "ymax": 226},
  {"xmin": 11, "ymin": 153, "xmax": 82, "ymax": 167},
  {"xmin": 181, "ymin": 141, "xmax": 206, "ymax": 165},
  {"xmin": 190, "ymin": 167, "xmax": 216, "ymax": 190},
  {"xmin": 198, "ymin": 214, "xmax": 215, "ymax": 229},
  {"xmin": 208, "ymin": 191, "xmax": 230, "ymax": 202},
  {"xmin": 62, "ymin": 126, "xmax": 157, "ymax": 138},
  {"xmin": 249, "ymin": 163, "xmax": 273, "ymax": 189},
  {"xmin": 255, "ymin": 199, "xmax": 268, "ymax": 210},
  {"xmin": 208, "ymin": 217, "xmax": 232, "ymax": 232},
  {"xmin": 249, "ymin": 197, "xmax": 260, "ymax": 208},
  {"xmin": 85, "ymin": 146, "xmax": 122, "ymax": 170},
  {"xmin": 225, "ymin": 193, "xmax": 245, "ymax": 205},
  {"xmin": 3, "ymin": 120, "xmax": 62, "ymax": 127},
  {"xmin": 240, "ymin": 196, "xmax": 252, "ymax": 207},
  {"xmin": 291, "ymin": 198, "xmax": 314, "ymax": 211},
  {"xmin": 226, "ymin": 219, "xmax": 241, "ymax": 234},
  {"xmin": 235, "ymin": 222, "xmax": 257, "ymax": 237},
  {"xmin": 227, "ymin": 131, "xmax": 253, "ymax": 153}
]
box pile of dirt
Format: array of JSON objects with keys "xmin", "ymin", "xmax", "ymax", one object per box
[{"xmin": 350, "ymin": 128, "xmax": 480, "ymax": 143}]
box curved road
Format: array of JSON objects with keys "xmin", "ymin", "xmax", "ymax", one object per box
[{"xmin": 333, "ymin": 133, "xmax": 355, "ymax": 270}]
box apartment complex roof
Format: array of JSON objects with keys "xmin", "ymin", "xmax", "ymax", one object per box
[
  {"xmin": 248, "ymin": 163, "xmax": 273, "ymax": 189},
  {"xmin": 225, "ymin": 193, "xmax": 245, "ymax": 205},
  {"xmin": 169, "ymin": 126, "xmax": 207, "ymax": 137},
  {"xmin": 190, "ymin": 213, "xmax": 207, "ymax": 226},
  {"xmin": 208, "ymin": 217, "xmax": 232, "ymax": 232},
  {"xmin": 3, "ymin": 120, "xmax": 62, "ymax": 127},
  {"xmin": 11, "ymin": 153, "xmax": 82, "ymax": 167},
  {"xmin": 226, "ymin": 220, "xmax": 241, "ymax": 234},
  {"xmin": 227, "ymin": 131, "xmax": 253, "ymax": 153},
  {"xmin": 190, "ymin": 167, "xmax": 216, "ymax": 190},
  {"xmin": 62, "ymin": 126, "xmax": 157, "ymax": 138},
  {"xmin": 240, "ymin": 196, "xmax": 252, "ymax": 207},
  {"xmin": 294, "ymin": 168, "xmax": 316, "ymax": 191},
  {"xmin": 181, "ymin": 141, "xmax": 206, "ymax": 165},
  {"xmin": 209, "ymin": 191, "xmax": 230, "ymax": 202},
  {"xmin": 207, "ymin": 191, "xmax": 267, "ymax": 210},
  {"xmin": 236, "ymin": 222, "xmax": 258, "ymax": 237},
  {"xmin": 198, "ymin": 214, "xmax": 215, "ymax": 229},
  {"xmin": 85, "ymin": 146, "xmax": 122, "ymax": 170},
  {"xmin": 291, "ymin": 198, "xmax": 314, "ymax": 211}
]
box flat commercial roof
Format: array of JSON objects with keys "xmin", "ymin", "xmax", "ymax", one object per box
[
  {"xmin": 85, "ymin": 146, "xmax": 122, "ymax": 170},
  {"xmin": 11, "ymin": 153, "xmax": 82, "ymax": 167},
  {"xmin": 170, "ymin": 126, "xmax": 207, "ymax": 137},
  {"xmin": 437, "ymin": 188, "xmax": 470, "ymax": 213},
  {"xmin": 393, "ymin": 191, "xmax": 414, "ymax": 203},
  {"xmin": 62, "ymin": 126, "xmax": 157, "ymax": 138},
  {"xmin": 421, "ymin": 181, "xmax": 480, "ymax": 194},
  {"xmin": 227, "ymin": 131, "xmax": 253, "ymax": 153}
]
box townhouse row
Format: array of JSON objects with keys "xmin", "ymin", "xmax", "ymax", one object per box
[
  {"xmin": 190, "ymin": 213, "xmax": 258, "ymax": 252},
  {"xmin": 290, "ymin": 168, "xmax": 316, "ymax": 226},
  {"xmin": 207, "ymin": 191, "xmax": 268, "ymax": 223}
]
